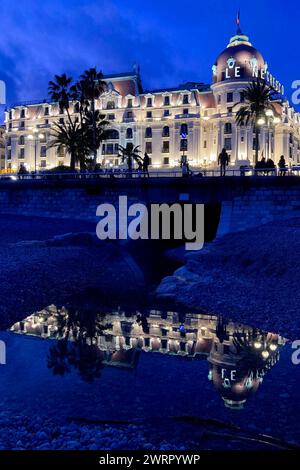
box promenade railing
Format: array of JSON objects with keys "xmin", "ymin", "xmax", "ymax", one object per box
[{"xmin": 1, "ymin": 167, "xmax": 300, "ymax": 180}]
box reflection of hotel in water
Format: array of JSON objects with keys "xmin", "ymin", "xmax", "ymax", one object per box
[{"xmin": 11, "ymin": 306, "xmax": 285, "ymax": 410}]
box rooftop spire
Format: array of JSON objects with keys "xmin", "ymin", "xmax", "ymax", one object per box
[{"xmin": 227, "ymin": 10, "xmax": 252, "ymax": 48}]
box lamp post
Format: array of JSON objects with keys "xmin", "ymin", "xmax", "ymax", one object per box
[{"xmin": 27, "ymin": 130, "xmax": 45, "ymax": 173}]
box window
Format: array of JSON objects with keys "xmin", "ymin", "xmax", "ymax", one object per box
[
  {"xmin": 224, "ymin": 138, "xmax": 232, "ymax": 151},
  {"xmin": 253, "ymin": 137, "xmax": 260, "ymax": 150},
  {"xmin": 218, "ymin": 95, "xmax": 221, "ymax": 104},
  {"xmin": 59, "ymin": 105, "xmax": 64, "ymax": 115},
  {"xmin": 145, "ymin": 127, "xmax": 152, "ymax": 138},
  {"xmin": 19, "ymin": 121, "xmax": 25, "ymax": 129},
  {"xmin": 163, "ymin": 110, "xmax": 170, "ymax": 117},
  {"xmin": 227, "ymin": 92, "xmax": 233, "ymax": 103},
  {"xmin": 59, "ymin": 118, "xmax": 64, "ymax": 124},
  {"xmin": 145, "ymin": 142, "xmax": 152, "ymax": 154},
  {"xmin": 183, "ymin": 108, "xmax": 189, "ymax": 115},
  {"xmin": 162, "ymin": 126, "xmax": 169, "ymax": 137},
  {"xmin": 45, "ymin": 119, "xmax": 49, "ymax": 125},
  {"xmin": 44, "ymin": 106, "xmax": 50, "ymax": 116},
  {"xmin": 240, "ymin": 92, "xmax": 245, "ymax": 103},
  {"xmin": 127, "ymin": 99, "xmax": 133, "ymax": 108},
  {"xmin": 180, "ymin": 123, "xmax": 188, "ymax": 137},
  {"xmin": 126, "ymin": 111, "xmax": 134, "ymax": 120},
  {"xmin": 180, "ymin": 139, "xmax": 188, "ymax": 151},
  {"xmin": 183, "ymin": 94, "xmax": 189, "ymax": 105},
  {"xmin": 164, "ymin": 96, "xmax": 170, "ymax": 106},
  {"xmin": 74, "ymin": 103, "xmax": 80, "ymax": 113},
  {"xmin": 7, "ymin": 137, "xmax": 11, "ymax": 146},
  {"xmin": 241, "ymin": 136, "xmax": 245, "ymax": 143},
  {"xmin": 7, "ymin": 149, "xmax": 11, "ymax": 160},
  {"xmin": 102, "ymin": 143, "xmax": 119, "ymax": 155},
  {"xmin": 19, "ymin": 148, "xmax": 25, "ymax": 159},
  {"xmin": 108, "ymin": 114, "xmax": 115, "ymax": 120},
  {"xmin": 75, "ymin": 116, "xmax": 79, "ymax": 123},
  {"xmin": 228, "ymin": 107, "xmax": 233, "ymax": 114},
  {"xmin": 146, "ymin": 111, "xmax": 152, "ymax": 119},
  {"xmin": 40, "ymin": 160, "xmax": 47, "ymax": 168},
  {"xmin": 19, "ymin": 135, "xmax": 25, "ymax": 145},
  {"xmin": 146, "ymin": 97, "xmax": 152, "ymax": 107},
  {"xmin": 9, "ymin": 111, "xmax": 12, "ymax": 120},
  {"xmin": 163, "ymin": 157, "xmax": 170, "ymax": 165},
  {"xmin": 224, "ymin": 122, "xmax": 232, "ymax": 134},
  {"xmin": 20, "ymin": 109, "xmax": 25, "ymax": 118},
  {"xmin": 126, "ymin": 128, "xmax": 133, "ymax": 139},
  {"xmin": 203, "ymin": 140, "xmax": 207, "ymax": 149},
  {"xmin": 40, "ymin": 146, "xmax": 47, "ymax": 158},
  {"xmin": 107, "ymin": 101, "xmax": 116, "ymax": 110},
  {"xmin": 9, "ymin": 123, "xmax": 12, "ymax": 130},
  {"xmin": 107, "ymin": 129, "xmax": 119, "ymax": 140},
  {"xmin": 162, "ymin": 141, "xmax": 170, "ymax": 153}
]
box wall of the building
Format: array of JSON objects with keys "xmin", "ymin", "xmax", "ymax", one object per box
[{"xmin": 4, "ymin": 80, "xmax": 300, "ymax": 171}]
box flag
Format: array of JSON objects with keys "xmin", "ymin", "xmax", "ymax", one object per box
[{"xmin": 236, "ymin": 9, "xmax": 241, "ymax": 27}]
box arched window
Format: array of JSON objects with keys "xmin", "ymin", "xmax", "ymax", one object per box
[
  {"xmin": 107, "ymin": 101, "xmax": 116, "ymax": 110},
  {"xmin": 162, "ymin": 126, "xmax": 169, "ymax": 137},
  {"xmin": 126, "ymin": 128, "xmax": 133, "ymax": 139},
  {"xmin": 145, "ymin": 127, "xmax": 152, "ymax": 138},
  {"xmin": 180, "ymin": 123, "xmax": 188, "ymax": 137},
  {"xmin": 107, "ymin": 129, "xmax": 119, "ymax": 140}
]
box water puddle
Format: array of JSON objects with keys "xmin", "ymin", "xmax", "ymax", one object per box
[{"xmin": 1, "ymin": 305, "xmax": 299, "ymax": 448}]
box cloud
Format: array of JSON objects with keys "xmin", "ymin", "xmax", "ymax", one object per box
[{"xmin": 0, "ymin": 0, "xmax": 196, "ymax": 105}]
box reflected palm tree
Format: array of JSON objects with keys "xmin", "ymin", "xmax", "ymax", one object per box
[{"xmin": 47, "ymin": 307, "xmax": 112, "ymax": 383}]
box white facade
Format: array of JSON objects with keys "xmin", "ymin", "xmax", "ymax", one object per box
[{"xmin": 4, "ymin": 24, "xmax": 300, "ymax": 172}]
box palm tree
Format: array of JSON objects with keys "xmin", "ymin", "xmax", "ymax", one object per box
[
  {"xmin": 118, "ymin": 143, "xmax": 142, "ymax": 174},
  {"xmin": 84, "ymin": 109, "xmax": 109, "ymax": 157},
  {"xmin": 48, "ymin": 120, "xmax": 87, "ymax": 170},
  {"xmin": 235, "ymin": 79, "xmax": 276, "ymax": 164},
  {"xmin": 48, "ymin": 74, "xmax": 73, "ymax": 126},
  {"xmin": 80, "ymin": 68, "xmax": 106, "ymax": 165}
]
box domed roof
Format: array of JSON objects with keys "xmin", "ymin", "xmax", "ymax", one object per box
[{"xmin": 212, "ymin": 21, "xmax": 265, "ymax": 84}]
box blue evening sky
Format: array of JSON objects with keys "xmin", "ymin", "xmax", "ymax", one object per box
[{"xmin": 0, "ymin": 0, "xmax": 299, "ymax": 117}]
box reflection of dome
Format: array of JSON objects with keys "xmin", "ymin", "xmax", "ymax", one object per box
[
  {"xmin": 210, "ymin": 365, "xmax": 261, "ymax": 409},
  {"xmin": 212, "ymin": 22, "xmax": 265, "ymax": 83}
]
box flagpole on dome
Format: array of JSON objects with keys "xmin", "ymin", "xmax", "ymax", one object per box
[{"xmin": 236, "ymin": 9, "xmax": 242, "ymax": 35}]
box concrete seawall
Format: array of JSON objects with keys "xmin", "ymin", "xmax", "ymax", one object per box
[{"xmin": 0, "ymin": 177, "xmax": 299, "ymax": 235}]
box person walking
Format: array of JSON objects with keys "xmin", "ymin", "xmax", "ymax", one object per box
[
  {"xmin": 218, "ymin": 148, "xmax": 229, "ymax": 177},
  {"xmin": 143, "ymin": 152, "xmax": 150, "ymax": 178},
  {"xmin": 278, "ymin": 155, "xmax": 287, "ymax": 176}
]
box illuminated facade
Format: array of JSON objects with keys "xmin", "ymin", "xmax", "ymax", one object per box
[
  {"xmin": 0, "ymin": 125, "xmax": 5, "ymax": 170},
  {"xmin": 11, "ymin": 306, "xmax": 285, "ymax": 409},
  {"xmin": 4, "ymin": 20, "xmax": 300, "ymax": 171}
]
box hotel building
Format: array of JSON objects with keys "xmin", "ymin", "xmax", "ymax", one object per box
[{"xmin": 4, "ymin": 20, "xmax": 300, "ymax": 171}]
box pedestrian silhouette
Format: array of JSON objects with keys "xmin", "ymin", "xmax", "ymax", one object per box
[{"xmin": 218, "ymin": 148, "xmax": 229, "ymax": 177}]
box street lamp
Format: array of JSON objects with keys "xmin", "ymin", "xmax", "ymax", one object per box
[{"xmin": 27, "ymin": 129, "xmax": 45, "ymax": 173}]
